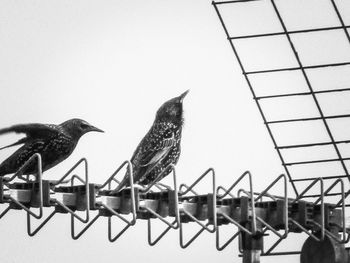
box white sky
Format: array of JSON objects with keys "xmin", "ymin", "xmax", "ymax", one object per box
[{"xmin": 0, "ymin": 0, "xmax": 349, "ymax": 262}]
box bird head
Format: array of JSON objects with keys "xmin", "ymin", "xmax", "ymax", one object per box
[
  {"xmin": 60, "ymin": 119, "xmax": 104, "ymax": 138},
  {"xmin": 155, "ymin": 90, "xmax": 189, "ymax": 126}
]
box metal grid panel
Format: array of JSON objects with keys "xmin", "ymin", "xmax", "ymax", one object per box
[{"xmin": 212, "ymin": 0, "xmax": 350, "ymax": 196}]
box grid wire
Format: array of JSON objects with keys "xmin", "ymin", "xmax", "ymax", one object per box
[{"xmin": 213, "ymin": 0, "xmax": 350, "ymax": 197}]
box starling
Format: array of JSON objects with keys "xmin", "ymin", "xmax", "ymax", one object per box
[
  {"xmin": 114, "ymin": 90, "xmax": 189, "ymax": 192},
  {"xmin": 0, "ymin": 119, "xmax": 104, "ymax": 176}
]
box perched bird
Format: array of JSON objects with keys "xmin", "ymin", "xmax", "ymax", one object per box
[
  {"xmin": 0, "ymin": 119, "xmax": 104, "ymax": 176},
  {"xmin": 114, "ymin": 90, "xmax": 189, "ymax": 192}
]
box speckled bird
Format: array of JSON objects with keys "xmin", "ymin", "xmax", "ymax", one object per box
[
  {"xmin": 114, "ymin": 90, "xmax": 189, "ymax": 192},
  {"xmin": 0, "ymin": 119, "xmax": 104, "ymax": 176}
]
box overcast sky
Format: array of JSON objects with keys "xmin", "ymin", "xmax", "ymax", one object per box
[{"xmin": 0, "ymin": 0, "xmax": 349, "ymax": 262}]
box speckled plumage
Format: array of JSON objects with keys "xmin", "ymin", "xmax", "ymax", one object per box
[
  {"xmin": 115, "ymin": 90, "xmax": 188, "ymax": 192},
  {"xmin": 0, "ymin": 119, "xmax": 103, "ymax": 176},
  {"xmin": 132, "ymin": 121, "xmax": 182, "ymax": 185}
]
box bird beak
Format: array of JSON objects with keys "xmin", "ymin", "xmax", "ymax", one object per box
[
  {"xmin": 178, "ymin": 90, "xmax": 189, "ymax": 103},
  {"xmin": 88, "ymin": 125, "xmax": 104, "ymax": 133}
]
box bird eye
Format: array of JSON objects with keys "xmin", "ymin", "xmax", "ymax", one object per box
[{"xmin": 80, "ymin": 123, "xmax": 89, "ymax": 129}]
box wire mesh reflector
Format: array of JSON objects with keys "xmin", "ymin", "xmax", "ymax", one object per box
[{"xmin": 213, "ymin": 0, "xmax": 350, "ymax": 197}]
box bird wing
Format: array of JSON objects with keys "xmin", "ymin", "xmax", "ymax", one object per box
[
  {"xmin": 112, "ymin": 130, "xmax": 176, "ymax": 193},
  {"xmin": 0, "ymin": 140, "xmax": 47, "ymax": 176},
  {"xmin": 140, "ymin": 132, "xmax": 175, "ymax": 166},
  {"xmin": 0, "ymin": 123, "xmax": 59, "ymax": 137},
  {"xmin": 136, "ymin": 131, "xmax": 176, "ymax": 182},
  {"xmin": 0, "ymin": 123, "xmax": 59, "ymax": 150}
]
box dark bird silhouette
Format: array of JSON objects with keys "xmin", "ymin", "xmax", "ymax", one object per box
[
  {"xmin": 0, "ymin": 119, "xmax": 104, "ymax": 176},
  {"xmin": 114, "ymin": 90, "xmax": 189, "ymax": 192}
]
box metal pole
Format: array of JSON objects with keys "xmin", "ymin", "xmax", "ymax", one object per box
[
  {"xmin": 241, "ymin": 232, "xmax": 263, "ymax": 263},
  {"xmin": 243, "ymin": 250, "xmax": 261, "ymax": 263}
]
